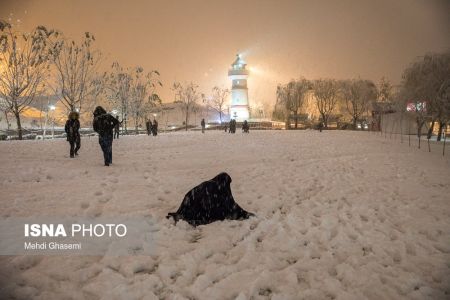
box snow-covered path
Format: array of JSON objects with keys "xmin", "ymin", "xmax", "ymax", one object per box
[{"xmin": 1, "ymin": 130, "xmax": 449, "ymax": 300}]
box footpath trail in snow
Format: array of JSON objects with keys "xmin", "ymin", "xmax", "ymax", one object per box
[{"xmin": 0, "ymin": 130, "xmax": 449, "ymax": 300}]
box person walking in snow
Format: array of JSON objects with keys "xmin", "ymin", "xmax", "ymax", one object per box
[
  {"xmin": 64, "ymin": 111, "xmax": 81, "ymax": 158},
  {"xmin": 145, "ymin": 119, "xmax": 151, "ymax": 136},
  {"xmin": 152, "ymin": 119, "xmax": 158, "ymax": 136},
  {"xmin": 242, "ymin": 120, "xmax": 249, "ymax": 133},
  {"xmin": 318, "ymin": 121, "xmax": 324, "ymax": 132},
  {"xmin": 93, "ymin": 106, "xmax": 120, "ymax": 166},
  {"xmin": 230, "ymin": 119, "xmax": 236, "ymax": 134},
  {"xmin": 201, "ymin": 118, "xmax": 206, "ymax": 133}
]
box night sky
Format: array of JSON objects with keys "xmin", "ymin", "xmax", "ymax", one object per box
[{"xmin": 1, "ymin": 0, "xmax": 449, "ymax": 109}]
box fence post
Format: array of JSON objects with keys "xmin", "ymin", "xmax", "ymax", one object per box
[
  {"xmin": 400, "ymin": 116, "xmax": 403, "ymax": 144},
  {"xmin": 408, "ymin": 122, "xmax": 411, "ymax": 147},
  {"xmin": 443, "ymin": 124, "xmax": 447, "ymax": 157}
]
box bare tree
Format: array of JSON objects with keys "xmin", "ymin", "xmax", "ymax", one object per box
[
  {"xmin": 401, "ymin": 52, "xmax": 450, "ymax": 140},
  {"xmin": 129, "ymin": 67, "xmax": 162, "ymax": 133},
  {"xmin": 378, "ymin": 76, "xmax": 393, "ymax": 103},
  {"xmin": 342, "ymin": 79, "xmax": 378, "ymax": 129},
  {"xmin": 275, "ymin": 84, "xmax": 290, "ymax": 128},
  {"xmin": 49, "ymin": 32, "xmax": 101, "ymax": 113},
  {"xmin": 373, "ymin": 77, "xmax": 394, "ymax": 132},
  {"xmin": 172, "ymin": 82, "xmax": 200, "ymax": 131},
  {"xmin": 105, "ymin": 62, "xmax": 132, "ymax": 133},
  {"xmin": 0, "ymin": 98, "xmax": 12, "ymax": 137},
  {"xmin": 0, "ymin": 21, "xmax": 54, "ymax": 139},
  {"xmin": 208, "ymin": 86, "xmax": 229, "ymax": 123},
  {"xmin": 312, "ymin": 79, "xmax": 340, "ymax": 128},
  {"xmin": 276, "ymin": 78, "xmax": 310, "ymax": 129}
]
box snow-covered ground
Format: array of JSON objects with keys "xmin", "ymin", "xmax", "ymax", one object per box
[{"xmin": 1, "ymin": 130, "xmax": 449, "ymax": 300}]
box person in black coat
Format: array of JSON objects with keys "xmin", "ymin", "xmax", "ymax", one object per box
[
  {"xmin": 93, "ymin": 106, "xmax": 119, "ymax": 166},
  {"xmin": 230, "ymin": 119, "xmax": 237, "ymax": 134},
  {"xmin": 64, "ymin": 111, "xmax": 81, "ymax": 158},
  {"xmin": 242, "ymin": 120, "xmax": 249, "ymax": 133},
  {"xmin": 152, "ymin": 119, "xmax": 158, "ymax": 136},
  {"xmin": 318, "ymin": 121, "xmax": 324, "ymax": 132},
  {"xmin": 167, "ymin": 172, "xmax": 255, "ymax": 226},
  {"xmin": 201, "ymin": 118, "xmax": 206, "ymax": 133},
  {"xmin": 145, "ymin": 119, "xmax": 151, "ymax": 136}
]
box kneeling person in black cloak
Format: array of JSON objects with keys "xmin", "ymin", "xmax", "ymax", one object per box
[
  {"xmin": 93, "ymin": 106, "xmax": 120, "ymax": 166},
  {"xmin": 65, "ymin": 111, "xmax": 81, "ymax": 158},
  {"xmin": 167, "ymin": 172, "xmax": 255, "ymax": 226}
]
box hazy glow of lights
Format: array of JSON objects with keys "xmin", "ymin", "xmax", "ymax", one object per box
[
  {"xmin": 49, "ymin": 105, "xmax": 56, "ymax": 110},
  {"xmin": 249, "ymin": 65, "xmax": 264, "ymax": 75}
]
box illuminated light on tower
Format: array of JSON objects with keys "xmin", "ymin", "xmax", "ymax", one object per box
[{"xmin": 228, "ymin": 54, "xmax": 250, "ymax": 121}]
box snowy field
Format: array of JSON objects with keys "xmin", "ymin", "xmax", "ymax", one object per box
[{"xmin": 1, "ymin": 130, "xmax": 450, "ymax": 300}]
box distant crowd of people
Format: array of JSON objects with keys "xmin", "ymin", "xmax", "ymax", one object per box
[
  {"xmin": 221, "ymin": 119, "xmax": 249, "ymax": 134},
  {"xmin": 146, "ymin": 119, "xmax": 158, "ymax": 136}
]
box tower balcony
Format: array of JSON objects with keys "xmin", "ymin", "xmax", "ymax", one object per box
[
  {"xmin": 228, "ymin": 69, "xmax": 249, "ymax": 77},
  {"xmin": 232, "ymin": 84, "xmax": 248, "ymax": 89}
]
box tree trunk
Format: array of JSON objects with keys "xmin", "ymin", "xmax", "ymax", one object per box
[
  {"xmin": 124, "ymin": 114, "xmax": 128, "ymax": 135},
  {"xmin": 353, "ymin": 118, "xmax": 357, "ymax": 130},
  {"xmin": 427, "ymin": 119, "xmax": 435, "ymax": 139},
  {"xmin": 4, "ymin": 111, "xmax": 11, "ymax": 139},
  {"xmin": 14, "ymin": 111, "xmax": 23, "ymax": 140},
  {"xmin": 417, "ymin": 120, "xmax": 423, "ymax": 149},
  {"xmin": 185, "ymin": 109, "xmax": 189, "ymax": 131},
  {"xmin": 377, "ymin": 114, "xmax": 381, "ymax": 132},
  {"xmin": 285, "ymin": 114, "xmax": 290, "ymax": 130},
  {"xmin": 294, "ymin": 112, "xmax": 298, "ymax": 129},
  {"xmin": 322, "ymin": 114, "xmax": 328, "ymax": 129},
  {"xmin": 437, "ymin": 122, "xmax": 444, "ymax": 142},
  {"xmin": 135, "ymin": 116, "xmax": 139, "ymax": 135},
  {"xmin": 417, "ymin": 119, "xmax": 423, "ymax": 138}
]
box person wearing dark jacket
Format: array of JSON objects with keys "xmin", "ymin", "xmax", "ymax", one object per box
[
  {"xmin": 93, "ymin": 106, "xmax": 119, "ymax": 166},
  {"xmin": 242, "ymin": 120, "xmax": 249, "ymax": 133},
  {"xmin": 145, "ymin": 119, "xmax": 151, "ymax": 136},
  {"xmin": 201, "ymin": 118, "xmax": 205, "ymax": 133},
  {"xmin": 65, "ymin": 111, "xmax": 81, "ymax": 158},
  {"xmin": 229, "ymin": 119, "xmax": 236, "ymax": 134},
  {"xmin": 152, "ymin": 119, "xmax": 158, "ymax": 136},
  {"xmin": 318, "ymin": 121, "xmax": 324, "ymax": 132}
]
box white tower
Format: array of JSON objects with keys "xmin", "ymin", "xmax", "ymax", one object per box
[{"xmin": 228, "ymin": 54, "xmax": 250, "ymax": 121}]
